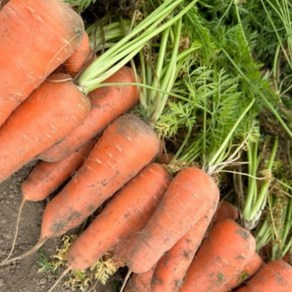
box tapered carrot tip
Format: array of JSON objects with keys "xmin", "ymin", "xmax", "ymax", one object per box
[{"xmin": 237, "ymin": 260, "xmax": 292, "ymax": 292}]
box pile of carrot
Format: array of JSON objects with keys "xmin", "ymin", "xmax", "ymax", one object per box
[{"xmin": 0, "ymin": 1, "xmax": 291, "ymax": 292}]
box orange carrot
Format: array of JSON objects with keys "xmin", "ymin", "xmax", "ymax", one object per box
[
  {"xmin": 225, "ymin": 252, "xmax": 263, "ymax": 290},
  {"xmin": 180, "ymin": 219, "xmax": 256, "ymax": 292},
  {"xmin": 22, "ymin": 140, "xmax": 94, "ymax": 202},
  {"xmin": 2, "ymin": 140, "xmax": 94, "ymax": 262},
  {"xmin": 39, "ymin": 66, "xmax": 140, "ymax": 162},
  {"xmin": 0, "ymin": 73, "xmax": 91, "ymax": 183},
  {"xmin": 0, "ymin": 0, "xmax": 84, "ymax": 126},
  {"xmin": 64, "ymin": 32, "xmax": 94, "ymax": 77},
  {"xmin": 237, "ymin": 260, "xmax": 292, "ymax": 292},
  {"xmin": 151, "ymin": 204, "xmax": 217, "ymax": 292},
  {"xmin": 125, "ymin": 267, "xmax": 156, "ymax": 292},
  {"xmin": 213, "ymin": 200, "xmax": 239, "ymax": 223},
  {"xmin": 66, "ymin": 163, "xmax": 171, "ymax": 270},
  {"xmin": 125, "ymin": 166, "xmax": 220, "ymax": 274},
  {"xmin": 0, "ymin": 114, "xmax": 161, "ymax": 266}
]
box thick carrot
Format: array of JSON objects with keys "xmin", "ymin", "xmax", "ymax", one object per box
[
  {"xmin": 39, "ymin": 66, "xmax": 140, "ymax": 162},
  {"xmin": 151, "ymin": 204, "xmax": 217, "ymax": 292},
  {"xmin": 125, "ymin": 267, "xmax": 156, "ymax": 292},
  {"xmin": 0, "ymin": 114, "xmax": 160, "ymax": 266},
  {"xmin": 0, "ymin": 0, "xmax": 84, "ymax": 126},
  {"xmin": 213, "ymin": 200, "xmax": 239, "ymax": 223},
  {"xmin": 66, "ymin": 163, "xmax": 171, "ymax": 270},
  {"xmin": 125, "ymin": 166, "xmax": 220, "ymax": 274},
  {"xmin": 0, "ymin": 73, "xmax": 91, "ymax": 183},
  {"xmin": 225, "ymin": 252, "xmax": 263, "ymax": 290},
  {"xmin": 64, "ymin": 32, "xmax": 94, "ymax": 77},
  {"xmin": 22, "ymin": 140, "xmax": 94, "ymax": 202},
  {"xmin": 179, "ymin": 219, "xmax": 256, "ymax": 292},
  {"xmin": 237, "ymin": 260, "xmax": 292, "ymax": 292}
]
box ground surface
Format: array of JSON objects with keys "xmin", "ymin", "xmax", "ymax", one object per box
[{"xmin": 0, "ymin": 165, "xmax": 117, "ymax": 292}]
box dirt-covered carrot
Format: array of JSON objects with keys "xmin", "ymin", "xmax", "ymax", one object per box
[
  {"xmin": 213, "ymin": 200, "xmax": 239, "ymax": 223},
  {"xmin": 0, "ymin": 114, "xmax": 160, "ymax": 266},
  {"xmin": 151, "ymin": 204, "xmax": 217, "ymax": 292},
  {"xmin": 1, "ymin": 140, "xmax": 94, "ymax": 263},
  {"xmin": 237, "ymin": 260, "xmax": 292, "ymax": 292},
  {"xmin": 64, "ymin": 32, "xmax": 94, "ymax": 77},
  {"xmin": 0, "ymin": 0, "xmax": 84, "ymax": 126},
  {"xmin": 180, "ymin": 219, "xmax": 256, "ymax": 292},
  {"xmin": 225, "ymin": 252, "xmax": 263, "ymax": 291},
  {"xmin": 39, "ymin": 66, "xmax": 139, "ymax": 162},
  {"xmin": 125, "ymin": 166, "xmax": 220, "ymax": 274},
  {"xmin": 66, "ymin": 163, "xmax": 171, "ymax": 270},
  {"xmin": 0, "ymin": 73, "xmax": 91, "ymax": 184}
]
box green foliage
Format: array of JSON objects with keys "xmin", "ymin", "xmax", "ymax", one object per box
[{"xmin": 65, "ymin": 0, "xmax": 97, "ymax": 13}]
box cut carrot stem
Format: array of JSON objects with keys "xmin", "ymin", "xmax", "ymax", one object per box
[
  {"xmin": 0, "ymin": 0, "xmax": 84, "ymax": 126},
  {"xmin": 66, "ymin": 163, "xmax": 171, "ymax": 270},
  {"xmin": 39, "ymin": 66, "xmax": 140, "ymax": 162},
  {"xmin": 125, "ymin": 166, "xmax": 220, "ymax": 274},
  {"xmin": 64, "ymin": 32, "xmax": 94, "ymax": 77},
  {"xmin": 151, "ymin": 203, "xmax": 217, "ymax": 292},
  {"xmin": 180, "ymin": 219, "xmax": 256, "ymax": 292},
  {"xmin": 0, "ymin": 73, "xmax": 91, "ymax": 183},
  {"xmin": 237, "ymin": 260, "xmax": 292, "ymax": 292}
]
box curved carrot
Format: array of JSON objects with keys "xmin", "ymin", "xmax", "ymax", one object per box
[
  {"xmin": 237, "ymin": 260, "xmax": 292, "ymax": 292},
  {"xmin": 213, "ymin": 200, "xmax": 239, "ymax": 223},
  {"xmin": 0, "ymin": 73, "xmax": 91, "ymax": 183},
  {"xmin": 180, "ymin": 219, "xmax": 256, "ymax": 292},
  {"xmin": 0, "ymin": 0, "xmax": 84, "ymax": 126},
  {"xmin": 64, "ymin": 32, "xmax": 94, "ymax": 77},
  {"xmin": 125, "ymin": 167, "xmax": 220, "ymax": 274},
  {"xmin": 39, "ymin": 66, "xmax": 140, "ymax": 162},
  {"xmin": 151, "ymin": 204, "xmax": 217, "ymax": 292},
  {"xmin": 225, "ymin": 252, "xmax": 262, "ymax": 290},
  {"xmin": 66, "ymin": 163, "xmax": 171, "ymax": 270}
]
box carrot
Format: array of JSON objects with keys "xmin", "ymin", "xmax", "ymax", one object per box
[
  {"xmin": 66, "ymin": 163, "xmax": 171, "ymax": 270},
  {"xmin": 64, "ymin": 32, "xmax": 94, "ymax": 77},
  {"xmin": 125, "ymin": 267, "xmax": 156, "ymax": 292},
  {"xmin": 22, "ymin": 140, "xmax": 94, "ymax": 202},
  {"xmin": 39, "ymin": 66, "xmax": 140, "ymax": 162},
  {"xmin": 0, "ymin": 73, "xmax": 91, "ymax": 184},
  {"xmin": 225, "ymin": 252, "xmax": 263, "ymax": 290},
  {"xmin": 179, "ymin": 219, "xmax": 256, "ymax": 292},
  {"xmin": 151, "ymin": 203, "xmax": 217, "ymax": 292},
  {"xmin": 125, "ymin": 166, "xmax": 220, "ymax": 274},
  {"xmin": 0, "ymin": 0, "xmax": 84, "ymax": 126},
  {"xmin": 1, "ymin": 140, "xmax": 94, "ymax": 263},
  {"xmin": 213, "ymin": 200, "xmax": 239, "ymax": 223},
  {"xmin": 237, "ymin": 260, "xmax": 292, "ymax": 292},
  {"xmin": 0, "ymin": 114, "xmax": 160, "ymax": 266}
]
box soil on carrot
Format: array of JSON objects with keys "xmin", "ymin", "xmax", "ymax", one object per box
[{"xmin": 0, "ymin": 165, "xmax": 119, "ymax": 292}]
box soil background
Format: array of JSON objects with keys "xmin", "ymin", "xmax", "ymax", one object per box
[{"xmin": 0, "ymin": 164, "xmax": 118, "ymax": 292}]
